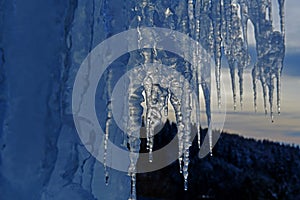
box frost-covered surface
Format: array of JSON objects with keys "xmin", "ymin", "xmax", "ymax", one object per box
[
  {"xmin": 0, "ymin": 0, "xmax": 129, "ymax": 199},
  {"xmin": 0, "ymin": 0, "xmax": 285, "ymax": 200}
]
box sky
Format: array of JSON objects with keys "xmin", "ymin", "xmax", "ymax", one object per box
[{"xmin": 213, "ymin": 69, "xmax": 300, "ymax": 145}]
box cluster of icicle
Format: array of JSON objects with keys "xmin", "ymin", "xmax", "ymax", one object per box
[{"xmin": 101, "ymin": 0, "xmax": 285, "ymax": 199}]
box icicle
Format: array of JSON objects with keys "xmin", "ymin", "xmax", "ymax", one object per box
[
  {"xmin": 126, "ymin": 79, "xmax": 143, "ymax": 200},
  {"xmin": 188, "ymin": 0, "xmax": 195, "ymax": 37},
  {"xmin": 163, "ymin": 92, "xmax": 169, "ymax": 117},
  {"xmin": 201, "ymin": 81, "xmax": 213, "ymax": 156},
  {"xmin": 268, "ymin": 75, "xmax": 275, "ymax": 123},
  {"xmin": 222, "ymin": 1, "xmax": 249, "ymax": 111},
  {"xmin": 195, "ymin": 0, "xmax": 202, "ymax": 149},
  {"xmin": 129, "ymin": 173, "xmax": 137, "ymax": 200},
  {"xmin": 277, "ymin": 0, "xmax": 285, "ymax": 115},
  {"xmin": 212, "ymin": 0, "xmax": 222, "ymax": 109},
  {"xmin": 182, "ymin": 81, "xmax": 192, "ymax": 191},
  {"xmin": 196, "ymin": 96, "xmax": 201, "ymax": 149},
  {"xmin": 172, "ymin": 0, "xmax": 188, "ymax": 174},
  {"xmin": 170, "ymin": 87, "xmax": 184, "ymax": 174},
  {"xmin": 240, "ymin": 0, "xmax": 249, "ymax": 49},
  {"xmin": 196, "ymin": 0, "xmax": 213, "ymax": 153},
  {"xmin": 126, "ymin": 2, "xmax": 146, "ymax": 197},
  {"xmin": 252, "ymin": 65, "xmax": 258, "ymax": 112},
  {"xmin": 277, "ymin": 70, "xmax": 281, "ymax": 115},
  {"xmin": 188, "ymin": 0, "xmax": 200, "ymax": 151},
  {"xmin": 104, "ymin": 112, "xmax": 110, "ymax": 184},
  {"xmin": 260, "ymin": 67, "xmax": 268, "ymax": 115},
  {"xmin": 180, "ymin": 1, "xmax": 194, "ymax": 189},
  {"xmin": 148, "ymin": 85, "xmax": 163, "ymax": 162},
  {"xmin": 143, "ymin": 72, "xmax": 167, "ymax": 163},
  {"xmin": 238, "ymin": 44, "xmax": 250, "ymax": 111},
  {"xmin": 144, "ymin": 76, "xmax": 152, "ymax": 151},
  {"xmin": 224, "ymin": 1, "xmax": 237, "ymax": 110},
  {"xmin": 238, "ymin": 65, "xmax": 244, "ymax": 110},
  {"xmin": 278, "ymin": 0, "xmax": 285, "ymax": 35},
  {"xmin": 105, "ymin": 171, "xmax": 109, "ymax": 186},
  {"xmin": 127, "ymin": 138, "xmax": 140, "ymax": 200},
  {"xmin": 104, "ymin": 69, "xmax": 112, "ymax": 184},
  {"xmin": 229, "ymin": 62, "xmax": 237, "ymax": 110},
  {"xmin": 101, "ymin": 0, "xmax": 114, "ymax": 184}
]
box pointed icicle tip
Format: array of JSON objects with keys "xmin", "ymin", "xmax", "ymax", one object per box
[
  {"xmin": 184, "ymin": 180, "xmax": 188, "ymax": 191},
  {"xmin": 149, "ymin": 152, "xmax": 153, "ymax": 163},
  {"xmin": 271, "ymin": 112, "xmax": 274, "ymax": 123},
  {"xmin": 105, "ymin": 174, "xmax": 109, "ymax": 186}
]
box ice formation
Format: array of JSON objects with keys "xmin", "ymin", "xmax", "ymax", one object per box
[
  {"xmin": 0, "ymin": 0, "xmax": 285, "ymax": 199},
  {"xmin": 101, "ymin": 0, "xmax": 286, "ymax": 199}
]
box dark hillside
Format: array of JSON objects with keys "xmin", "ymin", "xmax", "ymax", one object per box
[{"xmin": 137, "ymin": 121, "xmax": 300, "ymax": 200}]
